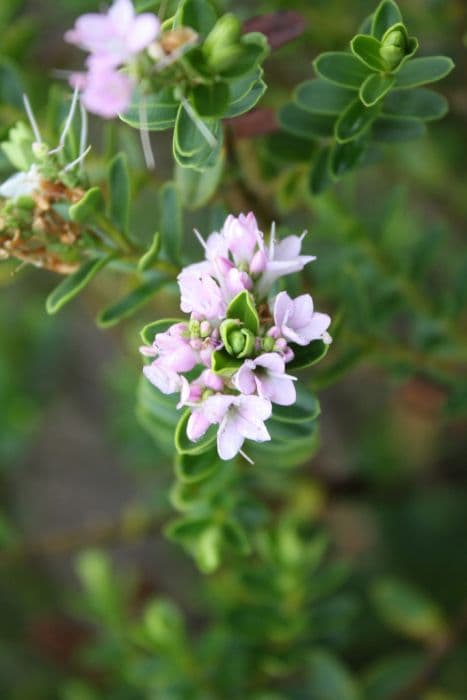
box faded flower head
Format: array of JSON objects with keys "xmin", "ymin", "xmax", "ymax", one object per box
[{"xmin": 141, "ymin": 212, "xmax": 332, "ymax": 462}]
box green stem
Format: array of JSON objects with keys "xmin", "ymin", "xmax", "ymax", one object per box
[{"xmin": 94, "ymin": 213, "xmax": 134, "ymax": 254}]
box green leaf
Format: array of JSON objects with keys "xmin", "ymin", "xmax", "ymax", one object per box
[
  {"xmin": 351, "ymin": 34, "xmax": 387, "ymax": 71},
  {"xmin": 97, "ymin": 275, "xmax": 170, "ymax": 328},
  {"xmin": 295, "ymin": 78, "xmax": 355, "ymax": 115},
  {"xmin": 395, "ymin": 56, "xmax": 454, "ymax": 88},
  {"xmin": 219, "ymin": 32, "xmax": 269, "ymax": 79},
  {"xmin": 279, "ymin": 103, "xmax": 336, "ymax": 140},
  {"xmin": 211, "ymin": 349, "xmax": 242, "ymax": 376},
  {"xmin": 108, "ymin": 152, "xmax": 130, "ymax": 234},
  {"xmin": 175, "ymin": 409, "xmax": 217, "ymax": 455},
  {"xmin": 175, "ymin": 150, "xmax": 224, "ymax": 210},
  {"xmin": 0, "ymin": 57, "xmax": 25, "ymax": 109},
  {"xmin": 225, "ymin": 77, "xmax": 266, "ymax": 117},
  {"xmin": 306, "ymin": 651, "xmax": 360, "ymax": 700},
  {"xmin": 175, "ymin": 0, "xmax": 217, "ymax": 37},
  {"xmin": 140, "ymin": 318, "xmax": 184, "ymax": 346},
  {"xmin": 159, "ymin": 182, "xmax": 182, "ymax": 265},
  {"xmin": 272, "ymin": 385, "xmax": 320, "ymax": 424},
  {"xmin": 371, "ymin": 578, "xmax": 447, "ymax": 642},
  {"xmin": 309, "ymin": 147, "xmax": 333, "ymax": 196},
  {"xmin": 383, "ymin": 88, "xmax": 448, "ymax": 121},
  {"xmin": 330, "ymin": 139, "xmax": 367, "ymax": 178},
  {"xmin": 372, "ymin": 0, "xmax": 403, "ymax": 39},
  {"xmin": 138, "ymin": 232, "xmax": 161, "ymax": 272},
  {"xmin": 362, "ymin": 653, "xmax": 425, "ymax": 700},
  {"xmin": 335, "ymin": 98, "xmax": 381, "ymax": 143},
  {"xmin": 372, "ymin": 116, "xmax": 426, "ymax": 142},
  {"xmin": 1, "ymin": 122, "xmax": 35, "ymax": 171},
  {"xmin": 69, "ymin": 187, "xmax": 105, "ymax": 224},
  {"xmin": 192, "ymin": 81, "xmax": 229, "ymax": 117},
  {"xmin": 313, "ymin": 52, "xmax": 372, "ymax": 88},
  {"xmin": 226, "ymin": 290, "xmax": 259, "ymax": 333},
  {"xmin": 46, "ymin": 254, "xmax": 114, "ymax": 314},
  {"xmin": 174, "ymin": 103, "xmax": 223, "ymax": 170},
  {"xmin": 264, "ymin": 132, "xmax": 315, "ymax": 165},
  {"xmin": 121, "ymin": 88, "xmax": 179, "ymax": 131},
  {"xmin": 223, "ymin": 519, "xmax": 251, "ymax": 555},
  {"xmin": 287, "ymin": 339, "xmax": 329, "ymax": 371},
  {"xmin": 175, "ymin": 448, "xmax": 221, "ymax": 483},
  {"xmin": 359, "ymin": 74, "xmax": 395, "ymax": 107}
]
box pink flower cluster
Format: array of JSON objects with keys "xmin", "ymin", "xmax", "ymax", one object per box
[
  {"xmin": 141, "ymin": 213, "xmax": 332, "ymax": 462},
  {"xmin": 65, "ymin": 0, "xmax": 160, "ymax": 118}
]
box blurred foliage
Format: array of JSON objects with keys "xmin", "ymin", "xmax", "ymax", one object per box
[{"xmin": 0, "ymin": 0, "xmax": 466, "ymax": 699}]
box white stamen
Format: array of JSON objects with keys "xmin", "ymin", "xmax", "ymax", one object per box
[
  {"xmin": 193, "ymin": 228, "xmax": 207, "ymax": 251},
  {"xmin": 79, "ymin": 99, "xmax": 88, "ymax": 171},
  {"xmin": 269, "ymin": 221, "xmax": 276, "ymax": 259},
  {"xmin": 239, "ymin": 449, "xmax": 254, "ymax": 465},
  {"xmin": 139, "ymin": 96, "xmax": 156, "ymax": 170},
  {"xmin": 22, "ymin": 94, "xmax": 42, "ymax": 144},
  {"xmin": 59, "ymin": 84, "xmax": 80, "ymax": 147},
  {"xmin": 181, "ymin": 96, "xmax": 217, "ymax": 148},
  {"xmin": 62, "ymin": 144, "xmax": 91, "ymax": 172}
]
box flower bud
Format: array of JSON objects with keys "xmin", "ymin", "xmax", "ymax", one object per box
[
  {"xmin": 220, "ymin": 319, "xmax": 256, "ymax": 359},
  {"xmin": 32, "ymin": 142, "xmax": 49, "ymax": 160},
  {"xmin": 189, "ymin": 318, "xmax": 200, "ymax": 337},
  {"xmin": 203, "ymin": 14, "xmax": 243, "ymax": 72},
  {"xmin": 200, "ymin": 321, "xmax": 211, "ymax": 338},
  {"xmin": 262, "ymin": 335, "xmax": 275, "ymax": 352},
  {"xmin": 250, "ymin": 250, "xmax": 267, "ymax": 275},
  {"xmin": 380, "ymin": 28, "xmax": 407, "ymax": 70}
]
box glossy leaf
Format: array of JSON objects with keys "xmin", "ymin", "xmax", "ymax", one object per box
[
  {"xmin": 306, "ymin": 651, "xmax": 360, "ymax": 700},
  {"xmin": 108, "ymin": 152, "xmax": 130, "ymax": 234},
  {"xmin": 309, "ymin": 147, "xmax": 333, "ymax": 196},
  {"xmin": 175, "ymin": 0, "xmax": 217, "ymax": 37},
  {"xmin": 279, "ymin": 103, "xmax": 336, "ymax": 140},
  {"xmin": 211, "ymin": 349, "xmax": 242, "ymax": 376},
  {"xmin": 351, "ymin": 34, "xmax": 387, "ymax": 71},
  {"xmin": 175, "ymin": 448, "xmax": 221, "ymax": 483},
  {"xmin": 121, "ymin": 88, "xmax": 178, "ymax": 131},
  {"xmin": 335, "ymin": 98, "xmax": 381, "ymax": 143},
  {"xmin": 175, "ymin": 409, "xmax": 217, "ymax": 455},
  {"xmin": 226, "ymin": 290, "xmax": 259, "ymax": 333},
  {"xmin": 371, "ymin": 578, "xmax": 447, "ymax": 641},
  {"xmin": 395, "ymin": 56, "xmax": 455, "ymax": 89},
  {"xmin": 287, "ymin": 339, "xmax": 329, "ymax": 370},
  {"xmin": 360, "ymin": 73, "xmax": 395, "ymax": 107},
  {"xmin": 137, "ymin": 232, "xmax": 161, "ymax": 272},
  {"xmin": 372, "ymin": 116, "xmax": 426, "ymax": 142},
  {"xmin": 174, "ymin": 104, "xmax": 223, "ymax": 170},
  {"xmin": 176, "ymin": 151, "xmax": 224, "ymax": 210},
  {"xmin": 295, "ymin": 78, "xmax": 355, "ymax": 115},
  {"xmin": 69, "ymin": 187, "xmax": 104, "ymax": 224},
  {"xmin": 371, "ymin": 0, "xmax": 403, "ymax": 39},
  {"xmin": 330, "ymin": 139, "xmax": 367, "ymax": 178},
  {"xmin": 160, "ymin": 182, "xmax": 182, "ymax": 265},
  {"xmin": 97, "ymin": 275, "xmax": 170, "ymax": 328},
  {"xmin": 314, "ymin": 52, "xmax": 372, "ymax": 88},
  {"xmin": 272, "ymin": 385, "xmax": 320, "ymax": 424},
  {"xmin": 383, "ymin": 88, "xmax": 448, "ymax": 121},
  {"xmin": 225, "ymin": 77, "xmax": 266, "ymax": 118},
  {"xmin": 46, "ymin": 254, "xmax": 114, "ymax": 314},
  {"xmin": 192, "ymin": 81, "xmax": 229, "ymax": 117}
]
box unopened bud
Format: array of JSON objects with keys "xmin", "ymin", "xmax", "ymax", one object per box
[
  {"xmin": 250, "ymin": 250, "xmax": 267, "ymax": 275},
  {"xmin": 200, "ymin": 320, "xmax": 211, "ymax": 338},
  {"xmin": 380, "ymin": 28, "xmax": 407, "ymax": 70}
]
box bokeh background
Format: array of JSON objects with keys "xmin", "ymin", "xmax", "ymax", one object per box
[{"xmin": 0, "ymin": 1, "xmax": 466, "ymax": 698}]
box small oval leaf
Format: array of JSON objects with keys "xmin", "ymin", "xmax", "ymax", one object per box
[{"xmin": 46, "ymin": 254, "xmax": 114, "ymax": 314}]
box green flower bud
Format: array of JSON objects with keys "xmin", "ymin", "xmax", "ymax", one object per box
[
  {"xmin": 189, "ymin": 319, "xmax": 200, "ymax": 338},
  {"xmin": 262, "ymin": 336, "xmax": 275, "ymax": 352},
  {"xmin": 32, "ymin": 142, "xmax": 49, "ymax": 160},
  {"xmin": 220, "ymin": 319, "xmax": 256, "ymax": 359},
  {"xmin": 380, "ymin": 28, "xmax": 407, "ymax": 70},
  {"xmin": 203, "ymin": 14, "xmax": 242, "ymax": 72}
]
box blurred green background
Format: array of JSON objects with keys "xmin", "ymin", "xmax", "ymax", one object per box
[{"xmin": 0, "ymin": 1, "xmax": 466, "ymax": 698}]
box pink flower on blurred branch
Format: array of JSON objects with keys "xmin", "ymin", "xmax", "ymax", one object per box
[
  {"xmin": 65, "ymin": 0, "xmax": 159, "ymax": 67},
  {"xmin": 71, "ymin": 61, "xmax": 134, "ymax": 119},
  {"xmin": 234, "ymin": 353, "xmax": 297, "ymax": 406}
]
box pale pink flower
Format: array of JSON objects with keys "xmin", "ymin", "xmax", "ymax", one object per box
[
  {"xmin": 143, "ymin": 362, "xmax": 187, "ymax": 396},
  {"xmin": 256, "ymin": 230, "xmax": 316, "ymax": 297},
  {"xmin": 178, "ymin": 269, "xmax": 226, "ymax": 321},
  {"xmin": 152, "ymin": 323, "xmax": 198, "ymax": 373},
  {"xmin": 65, "ymin": 0, "xmax": 160, "ymax": 67},
  {"xmin": 72, "ymin": 60, "xmax": 134, "ymax": 118},
  {"xmin": 221, "ymin": 212, "xmax": 263, "ymax": 265},
  {"xmin": 233, "ymin": 353, "xmax": 297, "ymax": 406},
  {"xmin": 187, "ymin": 394, "xmax": 272, "ymax": 461},
  {"xmin": 273, "ymin": 291, "xmax": 331, "ymax": 346}
]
